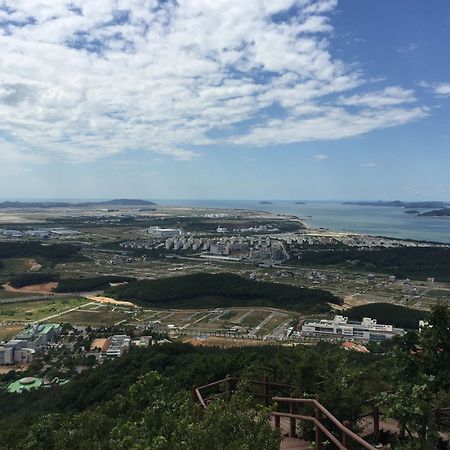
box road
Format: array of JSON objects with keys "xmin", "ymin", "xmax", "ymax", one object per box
[{"xmin": 39, "ymin": 302, "xmax": 95, "ymax": 322}]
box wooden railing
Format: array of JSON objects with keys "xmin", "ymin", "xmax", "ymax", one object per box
[{"xmin": 192, "ymin": 375, "xmax": 377, "ymax": 450}]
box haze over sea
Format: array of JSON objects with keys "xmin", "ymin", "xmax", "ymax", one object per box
[{"xmin": 156, "ymin": 200, "xmax": 450, "ymax": 244}]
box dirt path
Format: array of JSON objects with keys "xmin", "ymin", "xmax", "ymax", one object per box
[{"xmin": 84, "ymin": 295, "xmax": 136, "ymax": 308}]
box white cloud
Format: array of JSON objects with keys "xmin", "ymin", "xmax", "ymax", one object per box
[
  {"xmin": 338, "ymin": 87, "xmax": 416, "ymax": 108},
  {"xmin": 361, "ymin": 162, "xmax": 376, "ymax": 168},
  {"xmin": 433, "ymin": 83, "xmax": 450, "ymax": 96},
  {"xmin": 0, "ymin": 0, "xmax": 429, "ymax": 163},
  {"xmin": 313, "ymin": 154, "xmax": 328, "ymax": 160},
  {"xmin": 397, "ymin": 43, "xmax": 418, "ymax": 54}
]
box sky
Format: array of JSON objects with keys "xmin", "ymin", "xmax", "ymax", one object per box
[{"xmin": 0, "ymin": 0, "xmax": 449, "ymax": 201}]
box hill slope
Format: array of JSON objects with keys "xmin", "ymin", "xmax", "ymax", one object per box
[{"xmin": 106, "ymin": 273, "xmax": 341, "ymax": 312}]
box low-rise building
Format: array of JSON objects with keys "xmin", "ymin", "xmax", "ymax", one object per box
[
  {"xmin": 105, "ymin": 335, "xmax": 131, "ymax": 358},
  {"xmin": 300, "ymin": 315, "xmax": 404, "ymax": 341},
  {"xmin": 0, "ymin": 323, "xmax": 61, "ymax": 365}
]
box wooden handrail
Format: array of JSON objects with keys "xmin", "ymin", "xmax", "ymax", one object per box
[
  {"xmin": 273, "ymin": 397, "xmax": 377, "ymax": 450},
  {"xmin": 193, "ymin": 376, "xmax": 378, "ymax": 450}
]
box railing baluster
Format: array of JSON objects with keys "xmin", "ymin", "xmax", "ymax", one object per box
[
  {"xmin": 289, "ymin": 393, "xmax": 296, "ymax": 437},
  {"xmin": 262, "ymin": 374, "xmax": 269, "ymax": 407},
  {"xmin": 342, "ymin": 420, "xmax": 351, "ymax": 448},
  {"xmin": 315, "ymin": 396, "xmax": 323, "ymax": 450}
]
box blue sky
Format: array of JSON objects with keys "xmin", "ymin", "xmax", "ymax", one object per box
[{"xmin": 0, "ymin": 0, "xmax": 449, "ymax": 200}]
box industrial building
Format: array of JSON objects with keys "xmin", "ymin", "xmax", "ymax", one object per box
[
  {"xmin": 300, "ymin": 315, "xmax": 405, "ymax": 341},
  {"xmin": 147, "ymin": 226, "xmax": 183, "ymax": 238},
  {"xmin": 0, "ymin": 323, "xmax": 61, "ymax": 366},
  {"xmin": 105, "ymin": 335, "xmax": 131, "ymax": 358}
]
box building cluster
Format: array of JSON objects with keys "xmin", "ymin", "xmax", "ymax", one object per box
[
  {"xmin": 166, "ymin": 234, "xmax": 287, "ymax": 262},
  {"xmin": 90, "ymin": 334, "xmax": 131, "ymax": 358},
  {"xmin": 0, "ymin": 323, "xmax": 61, "ymax": 366},
  {"xmin": 296, "ymin": 315, "xmax": 405, "ymax": 341},
  {"xmin": 0, "ymin": 228, "xmax": 81, "ymax": 239},
  {"xmin": 286, "ymin": 232, "xmax": 446, "ymax": 249}
]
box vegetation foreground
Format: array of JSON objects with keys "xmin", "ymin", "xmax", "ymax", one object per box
[{"xmin": 0, "ymin": 304, "xmax": 449, "ymax": 450}]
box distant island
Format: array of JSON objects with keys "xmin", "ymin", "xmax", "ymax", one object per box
[
  {"xmin": 404, "ymin": 209, "xmax": 420, "ymax": 215},
  {"xmin": 0, "ymin": 199, "xmax": 157, "ymax": 209},
  {"xmin": 344, "ymin": 200, "xmax": 448, "ymax": 209},
  {"xmin": 420, "ymin": 208, "xmax": 450, "ymax": 217},
  {"xmin": 259, "ymin": 201, "xmax": 272, "ymax": 205},
  {"xmin": 294, "ymin": 201, "xmax": 306, "ymax": 205}
]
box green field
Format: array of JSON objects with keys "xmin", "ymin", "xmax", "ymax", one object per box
[
  {"xmin": 0, "ymin": 324, "xmax": 24, "ymax": 341},
  {"xmin": 0, "ymin": 297, "xmax": 88, "ymax": 323},
  {"xmin": 57, "ymin": 309, "xmax": 128, "ymax": 327}
]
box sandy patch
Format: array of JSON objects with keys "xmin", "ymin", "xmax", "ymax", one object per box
[
  {"xmin": 341, "ymin": 294, "xmax": 371, "ymax": 309},
  {"xmin": 85, "ymin": 295, "xmax": 136, "ymax": 308},
  {"xmin": 182, "ymin": 336, "xmax": 269, "ymax": 348},
  {"xmin": 2, "ymin": 282, "xmax": 58, "ymax": 294},
  {"xmin": 28, "ymin": 260, "xmax": 42, "ymax": 271}
]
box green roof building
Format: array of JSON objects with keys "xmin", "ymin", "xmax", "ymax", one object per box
[{"xmin": 7, "ymin": 377, "xmax": 43, "ymax": 394}]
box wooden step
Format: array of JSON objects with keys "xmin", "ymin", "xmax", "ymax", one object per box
[{"xmin": 280, "ymin": 437, "xmax": 310, "ymax": 449}]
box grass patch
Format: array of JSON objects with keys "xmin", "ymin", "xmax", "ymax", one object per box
[{"xmin": 0, "ymin": 297, "xmax": 88, "ymax": 323}]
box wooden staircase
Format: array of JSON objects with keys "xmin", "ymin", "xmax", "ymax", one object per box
[{"xmin": 192, "ymin": 376, "xmax": 378, "ymax": 450}]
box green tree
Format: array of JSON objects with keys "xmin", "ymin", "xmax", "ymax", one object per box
[{"xmin": 378, "ymin": 303, "xmax": 450, "ymax": 449}]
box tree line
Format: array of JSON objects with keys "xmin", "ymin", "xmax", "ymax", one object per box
[{"xmin": 106, "ymin": 272, "xmax": 341, "ymax": 312}]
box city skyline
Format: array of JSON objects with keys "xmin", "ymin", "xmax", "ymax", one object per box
[{"xmin": 1, "ymin": 0, "xmax": 449, "ymax": 200}]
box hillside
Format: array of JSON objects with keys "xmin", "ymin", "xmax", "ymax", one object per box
[
  {"xmin": 345, "ymin": 303, "xmax": 427, "ymax": 329},
  {"xmin": 0, "ymin": 199, "xmax": 156, "ymax": 208},
  {"xmin": 0, "ymin": 342, "xmax": 387, "ymax": 449},
  {"xmin": 106, "ymin": 273, "xmax": 341, "ymax": 312},
  {"xmin": 294, "ymin": 246, "xmax": 450, "ymax": 281},
  {"xmin": 420, "ymin": 208, "xmax": 450, "ymax": 217}
]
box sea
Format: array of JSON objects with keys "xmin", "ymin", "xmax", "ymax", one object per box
[
  {"xmin": 2, "ymin": 198, "xmax": 450, "ymax": 244},
  {"xmin": 155, "ymin": 199, "xmax": 450, "ymax": 245}
]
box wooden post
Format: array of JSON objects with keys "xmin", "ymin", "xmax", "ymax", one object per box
[
  {"xmin": 225, "ymin": 375, "xmax": 232, "ymax": 401},
  {"xmin": 289, "ymin": 393, "xmax": 296, "ymax": 438},
  {"xmin": 191, "ymin": 385, "xmax": 198, "ymax": 404},
  {"xmin": 373, "ymin": 405, "xmax": 380, "ymax": 438},
  {"xmin": 342, "ymin": 420, "xmax": 351, "ymax": 448},
  {"xmin": 274, "ymin": 415, "xmax": 281, "ymax": 429},
  {"xmin": 315, "ymin": 397, "xmax": 323, "ymax": 450},
  {"xmin": 263, "ymin": 374, "xmax": 269, "ymax": 407}
]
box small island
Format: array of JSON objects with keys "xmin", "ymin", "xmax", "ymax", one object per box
[
  {"xmin": 420, "ymin": 208, "xmax": 450, "ymax": 217},
  {"xmin": 259, "ymin": 201, "xmax": 273, "ymax": 205},
  {"xmin": 294, "ymin": 201, "xmax": 306, "ymax": 205},
  {"xmin": 404, "ymin": 210, "xmax": 420, "ymax": 215},
  {"xmin": 344, "ymin": 200, "xmax": 448, "ymax": 209}
]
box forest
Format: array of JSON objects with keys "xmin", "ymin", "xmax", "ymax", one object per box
[
  {"xmin": 0, "ymin": 242, "xmax": 83, "ymax": 264},
  {"xmin": 295, "ymin": 246, "xmax": 450, "ymax": 281},
  {"xmin": 55, "ymin": 276, "xmax": 137, "ymax": 293},
  {"xmin": 346, "ymin": 303, "xmax": 427, "ymax": 329},
  {"xmin": 9, "ymin": 272, "xmax": 59, "ymax": 288},
  {"xmin": 106, "ymin": 272, "xmax": 341, "ymax": 312}
]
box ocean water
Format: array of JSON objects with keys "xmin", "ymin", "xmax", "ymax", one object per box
[{"xmin": 156, "ymin": 200, "xmax": 450, "ymax": 244}]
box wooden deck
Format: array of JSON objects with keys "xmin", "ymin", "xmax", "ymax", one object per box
[{"xmin": 273, "ymin": 416, "xmax": 310, "ymax": 450}]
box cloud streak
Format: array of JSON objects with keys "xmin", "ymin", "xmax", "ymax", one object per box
[{"xmin": 0, "ymin": 0, "xmax": 429, "ymax": 163}]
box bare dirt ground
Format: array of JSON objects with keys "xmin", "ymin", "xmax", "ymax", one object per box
[
  {"xmin": 182, "ymin": 336, "xmax": 270, "ymax": 348},
  {"xmin": 28, "ymin": 260, "xmax": 42, "ymax": 271},
  {"xmin": 2, "ymin": 282, "xmax": 58, "ymax": 294},
  {"xmin": 85, "ymin": 294, "xmax": 137, "ymax": 308},
  {"xmin": 341, "ymin": 294, "xmax": 371, "ymax": 309},
  {"xmin": 0, "ymin": 213, "xmax": 41, "ymax": 224},
  {"xmin": 0, "ymin": 365, "xmax": 28, "ymax": 374}
]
